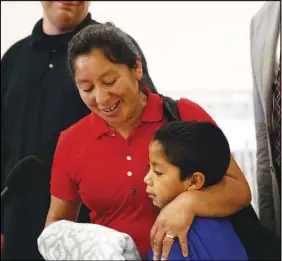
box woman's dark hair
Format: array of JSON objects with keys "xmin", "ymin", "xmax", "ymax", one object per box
[
  {"xmin": 153, "ymin": 121, "xmax": 231, "ymax": 187},
  {"xmin": 68, "ymin": 22, "xmax": 158, "ymax": 93}
]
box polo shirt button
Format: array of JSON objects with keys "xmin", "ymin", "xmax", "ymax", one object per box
[
  {"xmin": 132, "ymin": 189, "xmax": 136, "ymax": 195},
  {"xmin": 49, "ymin": 63, "xmax": 54, "ymax": 68},
  {"xmin": 127, "ymin": 156, "xmax": 131, "ymax": 160},
  {"xmin": 127, "ymin": 171, "xmax": 133, "ymax": 176}
]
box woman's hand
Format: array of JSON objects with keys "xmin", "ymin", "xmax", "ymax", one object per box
[{"xmin": 150, "ymin": 192, "xmax": 195, "ymax": 261}]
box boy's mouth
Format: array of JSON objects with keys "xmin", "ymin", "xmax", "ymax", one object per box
[{"xmin": 146, "ymin": 191, "xmax": 156, "ymax": 199}]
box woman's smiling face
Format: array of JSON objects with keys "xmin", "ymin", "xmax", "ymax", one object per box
[{"xmin": 74, "ymin": 48, "xmax": 143, "ymax": 127}]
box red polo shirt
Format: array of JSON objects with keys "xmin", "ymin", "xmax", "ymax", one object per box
[{"xmin": 51, "ymin": 88, "xmax": 216, "ymax": 258}]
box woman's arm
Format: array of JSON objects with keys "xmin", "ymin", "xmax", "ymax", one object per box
[
  {"xmin": 188, "ymin": 155, "xmax": 251, "ymax": 216},
  {"xmin": 45, "ymin": 195, "xmax": 82, "ymax": 228}
]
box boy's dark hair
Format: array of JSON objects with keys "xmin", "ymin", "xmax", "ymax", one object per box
[
  {"xmin": 68, "ymin": 22, "xmax": 158, "ymax": 93},
  {"xmin": 153, "ymin": 121, "xmax": 231, "ymax": 187}
]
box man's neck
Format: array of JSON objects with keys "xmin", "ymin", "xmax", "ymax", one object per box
[{"xmin": 42, "ymin": 22, "xmax": 73, "ymax": 35}]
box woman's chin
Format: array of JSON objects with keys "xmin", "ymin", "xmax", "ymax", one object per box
[
  {"xmin": 99, "ymin": 112, "xmax": 127, "ymax": 127},
  {"xmin": 104, "ymin": 117, "xmax": 122, "ymax": 125},
  {"xmin": 98, "ymin": 113, "xmax": 124, "ymax": 126}
]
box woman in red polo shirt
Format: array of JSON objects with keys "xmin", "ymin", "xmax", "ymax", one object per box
[{"xmin": 45, "ymin": 23, "xmax": 251, "ymax": 260}]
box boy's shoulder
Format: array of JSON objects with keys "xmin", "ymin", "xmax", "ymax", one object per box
[
  {"xmin": 188, "ymin": 217, "xmax": 247, "ymax": 260},
  {"xmin": 191, "ymin": 216, "xmax": 231, "ymax": 230},
  {"xmin": 189, "ymin": 216, "xmax": 237, "ymax": 243}
]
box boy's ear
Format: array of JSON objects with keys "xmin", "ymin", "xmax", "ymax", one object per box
[{"xmin": 187, "ymin": 172, "xmax": 205, "ymax": 191}]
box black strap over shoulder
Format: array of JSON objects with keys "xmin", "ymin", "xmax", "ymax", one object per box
[
  {"xmin": 158, "ymin": 93, "xmax": 281, "ymax": 260},
  {"xmin": 159, "ymin": 94, "xmax": 180, "ymax": 122}
]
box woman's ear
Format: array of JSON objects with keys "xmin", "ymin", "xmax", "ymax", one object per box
[
  {"xmin": 186, "ymin": 172, "xmax": 205, "ymax": 191},
  {"xmin": 134, "ymin": 56, "xmax": 143, "ymax": 81}
]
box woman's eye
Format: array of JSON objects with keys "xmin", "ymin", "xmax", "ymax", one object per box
[
  {"xmin": 83, "ymin": 88, "xmax": 93, "ymax": 93},
  {"xmin": 104, "ymin": 78, "xmax": 117, "ymax": 86},
  {"xmin": 80, "ymin": 85, "xmax": 94, "ymax": 93}
]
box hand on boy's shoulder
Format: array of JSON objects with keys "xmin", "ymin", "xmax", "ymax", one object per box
[{"xmin": 148, "ymin": 217, "xmax": 236, "ymax": 261}]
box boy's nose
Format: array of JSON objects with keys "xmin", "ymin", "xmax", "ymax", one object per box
[{"xmin": 144, "ymin": 172, "xmax": 152, "ymax": 185}]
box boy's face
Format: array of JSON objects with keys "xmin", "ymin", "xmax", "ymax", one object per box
[{"xmin": 144, "ymin": 140, "xmax": 189, "ymax": 209}]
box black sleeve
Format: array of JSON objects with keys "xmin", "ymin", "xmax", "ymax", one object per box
[
  {"xmin": 128, "ymin": 34, "xmax": 159, "ymax": 94},
  {"xmin": 1, "ymin": 50, "xmax": 11, "ymax": 234},
  {"xmin": 1, "ymin": 49, "xmax": 12, "ymax": 192}
]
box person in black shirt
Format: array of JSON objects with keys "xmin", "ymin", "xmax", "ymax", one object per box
[{"xmin": 1, "ymin": 1, "xmax": 157, "ymax": 259}]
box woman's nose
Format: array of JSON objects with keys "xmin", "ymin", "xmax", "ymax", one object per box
[{"xmin": 94, "ymin": 86, "xmax": 111, "ymax": 105}]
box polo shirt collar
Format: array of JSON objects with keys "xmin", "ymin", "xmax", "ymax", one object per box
[
  {"xmin": 30, "ymin": 13, "xmax": 97, "ymax": 49},
  {"xmin": 91, "ymin": 87, "xmax": 164, "ymax": 138},
  {"xmin": 140, "ymin": 87, "xmax": 163, "ymax": 122}
]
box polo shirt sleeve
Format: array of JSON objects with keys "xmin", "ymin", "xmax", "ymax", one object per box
[
  {"xmin": 178, "ymin": 98, "xmax": 217, "ymax": 126},
  {"xmin": 50, "ymin": 132, "xmax": 80, "ymax": 201}
]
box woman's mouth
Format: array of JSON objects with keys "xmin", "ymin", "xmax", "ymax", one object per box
[{"xmin": 100, "ymin": 101, "xmax": 121, "ymax": 116}]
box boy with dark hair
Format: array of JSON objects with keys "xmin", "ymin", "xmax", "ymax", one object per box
[{"xmin": 144, "ymin": 121, "xmax": 248, "ymax": 260}]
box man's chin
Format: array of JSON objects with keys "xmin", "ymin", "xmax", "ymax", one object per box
[{"xmin": 54, "ymin": 13, "xmax": 79, "ymax": 27}]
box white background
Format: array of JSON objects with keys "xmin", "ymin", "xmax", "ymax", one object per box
[{"xmin": 1, "ymin": 1, "xmax": 265, "ymax": 210}]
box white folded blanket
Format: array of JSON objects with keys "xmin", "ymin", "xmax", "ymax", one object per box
[{"xmin": 37, "ymin": 220, "xmax": 141, "ymax": 260}]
